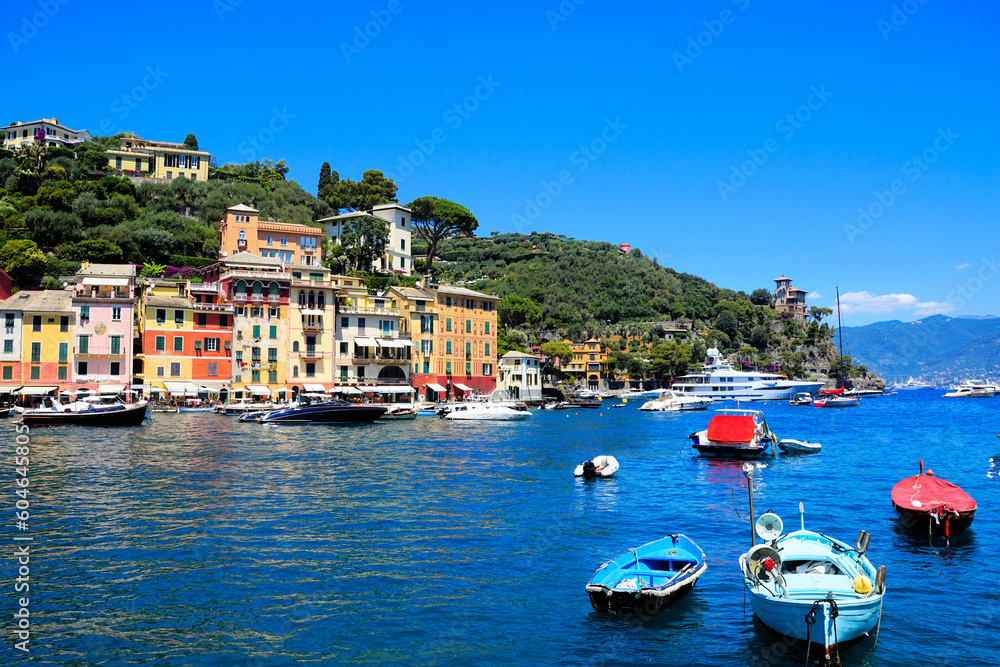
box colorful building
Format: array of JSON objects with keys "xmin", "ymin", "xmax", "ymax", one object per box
[
  {"xmin": 137, "ymin": 280, "xmax": 233, "ymax": 397},
  {"xmin": 773, "ymin": 275, "xmax": 808, "ymax": 319},
  {"xmin": 497, "ymin": 351, "xmax": 542, "ymax": 401},
  {"xmin": 200, "ymin": 252, "xmax": 290, "ymax": 397},
  {"xmin": 286, "ymin": 265, "xmax": 337, "ymax": 392},
  {"xmin": 332, "ymin": 280, "xmax": 411, "ymax": 393},
  {"xmin": 564, "ymin": 338, "xmax": 609, "ymax": 390},
  {"xmin": 320, "ymin": 203, "xmax": 414, "ymax": 275},
  {"xmin": 412, "ymin": 284, "xmax": 497, "ymax": 401},
  {"xmin": 0, "ymin": 292, "xmax": 41, "ymax": 387},
  {"xmin": 218, "ymin": 204, "xmax": 324, "ymax": 267},
  {"xmin": 72, "ymin": 263, "xmax": 135, "ymax": 391},
  {"xmin": 3, "ymin": 117, "xmax": 91, "ymax": 149},
  {"xmin": 105, "ymin": 136, "xmax": 210, "ymax": 181},
  {"xmin": 387, "ymin": 285, "xmax": 438, "ymax": 396},
  {"xmin": 21, "ymin": 290, "xmax": 74, "ymax": 390}
]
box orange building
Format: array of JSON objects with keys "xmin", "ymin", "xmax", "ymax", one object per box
[{"xmin": 218, "ymin": 204, "xmax": 324, "ymax": 268}]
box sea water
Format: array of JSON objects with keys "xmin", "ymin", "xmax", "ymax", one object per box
[{"xmin": 15, "ymin": 391, "xmax": 999, "ymax": 665}]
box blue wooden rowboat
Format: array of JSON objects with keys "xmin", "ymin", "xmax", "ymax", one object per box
[
  {"xmin": 737, "ymin": 483, "xmax": 886, "ymax": 663},
  {"xmin": 585, "ymin": 534, "xmax": 708, "ymax": 615}
]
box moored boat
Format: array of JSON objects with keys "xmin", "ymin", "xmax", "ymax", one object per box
[
  {"xmin": 586, "ymin": 534, "xmax": 707, "ymax": 616},
  {"xmin": 638, "ymin": 390, "xmax": 712, "ymax": 412},
  {"xmin": 574, "ymin": 455, "xmax": 619, "ymax": 478},
  {"xmin": 891, "ymin": 461, "xmax": 977, "ymax": 535},
  {"xmin": 789, "ymin": 392, "xmax": 813, "ymax": 406},
  {"xmin": 778, "ymin": 439, "xmax": 821, "ymax": 454},
  {"xmin": 689, "ymin": 409, "xmax": 775, "ymax": 458},
  {"xmin": 260, "ymin": 400, "xmax": 386, "ymax": 423},
  {"xmin": 813, "ymin": 389, "xmax": 860, "ymax": 408},
  {"xmin": 381, "ymin": 405, "xmax": 418, "ymax": 420},
  {"xmin": 444, "ymin": 403, "xmax": 531, "ymax": 421},
  {"xmin": 943, "ymin": 386, "xmax": 994, "ymax": 398},
  {"xmin": 738, "ymin": 470, "xmax": 886, "ymax": 663},
  {"xmin": 17, "ymin": 396, "xmax": 149, "ymax": 427}
]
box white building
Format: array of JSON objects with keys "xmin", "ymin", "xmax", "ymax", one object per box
[
  {"xmin": 497, "ymin": 351, "xmax": 542, "ymax": 401},
  {"xmin": 320, "ymin": 204, "xmax": 413, "ymax": 275},
  {"xmin": 0, "ymin": 292, "xmax": 40, "ymax": 386}
]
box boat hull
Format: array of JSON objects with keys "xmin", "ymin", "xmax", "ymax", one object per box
[
  {"xmin": 18, "ymin": 403, "xmax": 148, "ymax": 427},
  {"xmin": 588, "ymin": 569, "xmax": 702, "ymax": 615},
  {"xmin": 892, "ymin": 504, "xmax": 976, "ymax": 535},
  {"xmin": 261, "ymin": 403, "xmax": 386, "ymax": 423},
  {"xmin": 747, "ymin": 591, "xmax": 881, "ymax": 656}
]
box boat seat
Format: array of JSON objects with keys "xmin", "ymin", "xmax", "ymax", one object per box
[{"xmin": 780, "ymin": 573, "xmax": 859, "ymax": 597}]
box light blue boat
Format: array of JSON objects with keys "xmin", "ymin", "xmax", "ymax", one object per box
[
  {"xmin": 586, "ymin": 534, "xmax": 708, "ymax": 616},
  {"xmin": 738, "ymin": 499, "xmax": 886, "ymax": 662}
]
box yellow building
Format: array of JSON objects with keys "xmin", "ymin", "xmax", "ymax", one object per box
[
  {"xmin": 3, "ymin": 118, "xmax": 91, "ymax": 149},
  {"xmin": 564, "ymin": 338, "xmax": 609, "ymax": 390},
  {"xmin": 287, "ymin": 265, "xmax": 338, "ymax": 391},
  {"xmin": 21, "ymin": 291, "xmax": 74, "ymax": 389},
  {"xmin": 106, "ymin": 136, "xmax": 210, "ymax": 181}
]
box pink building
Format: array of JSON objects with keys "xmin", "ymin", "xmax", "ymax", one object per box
[{"xmin": 72, "ymin": 263, "xmax": 136, "ymax": 390}]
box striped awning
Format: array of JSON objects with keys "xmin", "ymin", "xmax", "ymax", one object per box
[
  {"xmin": 164, "ymin": 381, "xmax": 197, "ymax": 396},
  {"xmin": 334, "ymin": 386, "xmax": 362, "ymax": 395},
  {"xmin": 246, "ymin": 385, "xmax": 272, "ymax": 396},
  {"xmin": 98, "ymin": 384, "xmax": 126, "ymax": 394},
  {"xmin": 19, "ymin": 386, "xmax": 58, "ymax": 395},
  {"xmin": 377, "ymin": 338, "xmax": 404, "ymax": 349}
]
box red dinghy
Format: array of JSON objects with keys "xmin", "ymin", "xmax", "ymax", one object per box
[{"xmin": 891, "ymin": 461, "xmax": 977, "ymax": 536}]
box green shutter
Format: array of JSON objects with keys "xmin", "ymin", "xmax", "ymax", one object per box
[
  {"xmin": 252, "ymin": 325, "xmax": 260, "ymax": 338},
  {"xmin": 270, "ymin": 325, "xmax": 277, "ymax": 339}
]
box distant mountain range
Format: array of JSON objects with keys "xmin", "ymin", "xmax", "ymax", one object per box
[{"xmin": 843, "ymin": 315, "xmax": 1000, "ymax": 384}]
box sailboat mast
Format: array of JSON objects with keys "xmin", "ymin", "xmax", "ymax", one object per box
[{"xmin": 836, "ymin": 286, "xmax": 843, "ymax": 358}]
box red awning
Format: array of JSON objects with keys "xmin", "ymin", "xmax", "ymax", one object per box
[
  {"xmin": 706, "ymin": 415, "xmax": 755, "ymax": 444},
  {"xmin": 891, "ymin": 474, "xmax": 977, "ymax": 514}
]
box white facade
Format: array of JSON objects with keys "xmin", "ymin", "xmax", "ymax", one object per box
[
  {"xmin": 333, "ymin": 292, "xmax": 411, "ymax": 387},
  {"xmin": 0, "ymin": 292, "xmax": 39, "ymax": 384},
  {"xmin": 320, "ymin": 204, "xmax": 413, "ymax": 275},
  {"xmin": 497, "ymin": 351, "xmax": 542, "ymax": 401},
  {"xmin": 3, "ymin": 118, "xmax": 92, "ymax": 149}
]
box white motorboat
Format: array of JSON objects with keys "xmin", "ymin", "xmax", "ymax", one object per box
[
  {"xmin": 671, "ymin": 347, "xmax": 824, "ymax": 401},
  {"xmin": 953, "ymin": 379, "xmax": 998, "ymax": 394},
  {"xmin": 943, "ymin": 386, "xmax": 995, "ymax": 398},
  {"xmin": 789, "ymin": 393, "xmax": 813, "ymax": 406},
  {"xmin": 891, "ymin": 377, "xmax": 934, "ymax": 390},
  {"xmin": 619, "ymin": 388, "xmax": 660, "ymax": 400},
  {"xmin": 574, "ymin": 455, "xmax": 619, "ymax": 478},
  {"xmin": 638, "ymin": 390, "xmax": 712, "ymax": 412},
  {"xmin": 778, "ymin": 439, "xmax": 821, "ymax": 454},
  {"xmin": 445, "ymin": 403, "xmax": 531, "ymax": 421}
]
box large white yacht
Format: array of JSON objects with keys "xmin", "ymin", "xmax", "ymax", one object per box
[{"xmin": 671, "ymin": 348, "xmax": 824, "ymax": 401}]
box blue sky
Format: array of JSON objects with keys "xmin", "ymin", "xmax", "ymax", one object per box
[{"xmin": 6, "ymin": 0, "xmax": 998, "ymax": 325}]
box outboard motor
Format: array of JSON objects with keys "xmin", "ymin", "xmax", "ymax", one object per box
[{"xmin": 582, "ymin": 460, "xmax": 597, "ymax": 478}]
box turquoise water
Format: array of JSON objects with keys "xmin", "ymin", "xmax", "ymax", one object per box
[{"xmin": 14, "ymin": 392, "xmax": 999, "ymax": 665}]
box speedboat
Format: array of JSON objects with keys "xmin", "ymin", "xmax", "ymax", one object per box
[
  {"xmin": 638, "ymin": 390, "xmax": 712, "ymax": 412},
  {"xmin": 778, "ymin": 439, "xmax": 821, "ymax": 454},
  {"xmin": 17, "ymin": 396, "xmax": 149, "ymax": 427},
  {"xmin": 586, "ymin": 534, "xmax": 708, "ymax": 616},
  {"xmin": 891, "ymin": 461, "xmax": 976, "ymax": 536},
  {"xmin": 789, "ymin": 393, "xmax": 813, "ymax": 406},
  {"xmin": 444, "ymin": 403, "xmax": 531, "ymax": 421},
  {"xmin": 671, "ymin": 347, "xmax": 824, "ymax": 401},
  {"xmin": 381, "ymin": 405, "xmax": 418, "ymax": 420},
  {"xmin": 738, "ymin": 474, "xmax": 886, "ymax": 663},
  {"xmin": 619, "ymin": 388, "xmax": 660, "ymax": 400},
  {"xmin": 943, "ymin": 386, "xmax": 994, "ymax": 398},
  {"xmin": 689, "ymin": 409, "xmax": 775, "ymax": 458},
  {"xmin": 813, "ymin": 389, "xmax": 860, "ymax": 408},
  {"xmin": 574, "ymin": 455, "xmax": 619, "ymax": 478},
  {"xmin": 216, "ymin": 399, "xmax": 276, "ymax": 415},
  {"xmin": 260, "ymin": 400, "xmax": 386, "ymax": 423}
]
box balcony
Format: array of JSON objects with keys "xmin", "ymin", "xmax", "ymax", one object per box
[
  {"xmin": 237, "ymin": 239, "xmax": 247, "ymax": 247},
  {"xmin": 74, "ymin": 348, "xmax": 127, "ymax": 357},
  {"xmin": 302, "ymin": 321, "xmax": 324, "ymax": 331},
  {"xmin": 190, "ymin": 282, "xmax": 219, "ymax": 293},
  {"xmin": 250, "ymin": 294, "xmax": 264, "ymax": 303},
  {"xmin": 338, "ymin": 304, "xmax": 400, "ymax": 317},
  {"xmin": 351, "ymin": 355, "xmax": 411, "ymax": 365},
  {"xmin": 233, "ymin": 293, "xmax": 248, "ymax": 302},
  {"xmin": 299, "ymin": 348, "xmax": 323, "ymax": 359},
  {"xmin": 191, "ymin": 301, "xmax": 234, "ymax": 311},
  {"xmin": 75, "ymin": 289, "xmax": 132, "ymax": 300},
  {"xmin": 223, "ymin": 269, "xmax": 289, "ymax": 281},
  {"xmin": 267, "ymin": 294, "xmax": 280, "ymax": 303}
]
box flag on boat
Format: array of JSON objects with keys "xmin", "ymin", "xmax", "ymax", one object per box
[{"xmin": 762, "ymin": 417, "xmax": 776, "ymax": 444}]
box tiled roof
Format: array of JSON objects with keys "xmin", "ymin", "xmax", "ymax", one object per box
[
  {"xmin": 145, "ymin": 295, "xmax": 193, "ymax": 308},
  {"xmin": 432, "ymin": 284, "xmax": 497, "ymax": 300},
  {"xmin": 78, "ymin": 263, "xmax": 136, "ymax": 277},
  {"xmin": 22, "ymin": 290, "xmax": 73, "ymax": 312},
  {"xmin": 222, "ymin": 252, "xmax": 284, "ymax": 267},
  {"xmin": 226, "ymin": 204, "xmax": 259, "ymax": 213},
  {"xmin": 0, "ymin": 291, "xmax": 41, "ymax": 311}
]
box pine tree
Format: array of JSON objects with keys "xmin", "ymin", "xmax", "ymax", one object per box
[
  {"xmin": 318, "ymin": 162, "xmax": 331, "ymax": 193},
  {"xmin": 183, "ymin": 133, "xmax": 198, "ymax": 150}
]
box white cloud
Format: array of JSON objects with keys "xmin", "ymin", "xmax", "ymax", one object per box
[
  {"xmin": 955, "ymin": 262, "xmax": 970, "ymax": 271},
  {"xmin": 838, "ymin": 291, "xmax": 955, "ymax": 317},
  {"xmin": 808, "ymin": 291, "xmax": 822, "ymax": 300}
]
